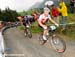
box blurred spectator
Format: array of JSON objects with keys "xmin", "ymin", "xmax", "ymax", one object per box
[
  {"xmin": 70, "ymin": 0, "xmax": 75, "ymax": 13},
  {"xmin": 32, "ymin": 11, "xmax": 40, "ymax": 21},
  {"xmin": 58, "ymin": 0, "xmax": 68, "ymax": 31},
  {"xmin": 51, "ymin": 5, "xmax": 60, "ymax": 24},
  {"xmin": 17, "ymin": 16, "xmax": 24, "ymax": 26},
  {"xmin": 0, "ymin": 21, "xmax": 4, "ymax": 30}
]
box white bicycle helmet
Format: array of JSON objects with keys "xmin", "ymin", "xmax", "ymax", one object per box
[
  {"xmin": 44, "ymin": 7, "xmax": 50, "ymax": 12},
  {"xmin": 45, "ymin": 1, "xmax": 54, "ymax": 6}
]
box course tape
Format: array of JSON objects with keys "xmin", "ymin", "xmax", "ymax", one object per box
[{"xmin": 59, "ymin": 22, "xmax": 75, "ymax": 25}]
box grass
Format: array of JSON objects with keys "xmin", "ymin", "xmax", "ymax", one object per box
[
  {"xmin": 18, "ymin": 13, "xmax": 75, "ymax": 40},
  {"xmin": 18, "ymin": 25, "xmax": 42, "ymax": 33}
]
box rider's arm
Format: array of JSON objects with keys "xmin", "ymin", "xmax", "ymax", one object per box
[
  {"xmin": 48, "ymin": 15, "xmax": 58, "ymax": 26},
  {"xmin": 38, "ymin": 19, "xmax": 45, "ymax": 27},
  {"xmin": 49, "ymin": 19, "xmax": 58, "ymax": 26}
]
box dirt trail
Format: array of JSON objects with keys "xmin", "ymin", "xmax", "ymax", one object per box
[{"xmin": 3, "ymin": 28, "xmax": 75, "ymax": 57}]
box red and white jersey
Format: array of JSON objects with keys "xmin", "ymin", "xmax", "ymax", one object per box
[{"xmin": 38, "ymin": 14, "xmax": 51, "ymax": 23}]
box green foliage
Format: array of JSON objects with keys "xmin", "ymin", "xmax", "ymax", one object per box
[
  {"xmin": 0, "ymin": 7, "xmax": 19, "ymax": 22},
  {"xmin": 31, "ymin": 26, "xmax": 43, "ymax": 33},
  {"xmin": 67, "ymin": 14, "xmax": 75, "ymax": 22},
  {"xmin": 18, "ymin": 26, "xmax": 24, "ymax": 30},
  {"xmin": 66, "ymin": 2, "xmax": 70, "ymax": 13}
]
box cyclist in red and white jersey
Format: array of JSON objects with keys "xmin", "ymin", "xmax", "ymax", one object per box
[{"xmin": 38, "ymin": 7, "xmax": 59, "ymax": 41}]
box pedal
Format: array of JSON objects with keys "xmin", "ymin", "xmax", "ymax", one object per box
[
  {"xmin": 42, "ymin": 40, "xmax": 47, "ymax": 45},
  {"xmin": 24, "ymin": 33, "xmax": 27, "ymax": 36}
]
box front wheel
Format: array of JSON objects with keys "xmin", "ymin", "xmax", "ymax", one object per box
[{"xmin": 50, "ymin": 35, "xmax": 66, "ymax": 53}]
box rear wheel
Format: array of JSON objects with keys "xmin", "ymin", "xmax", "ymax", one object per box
[
  {"xmin": 26, "ymin": 28, "xmax": 32, "ymax": 38},
  {"xmin": 24, "ymin": 32, "xmax": 27, "ymax": 37},
  {"xmin": 50, "ymin": 34, "xmax": 66, "ymax": 53},
  {"xmin": 39, "ymin": 35, "xmax": 44, "ymax": 44},
  {"xmin": 39, "ymin": 35, "xmax": 47, "ymax": 45}
]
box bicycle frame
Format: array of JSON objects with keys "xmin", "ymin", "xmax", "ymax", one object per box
[
  {"xmin": 48, "ymin": 26, "xmax": 56, "ymax": 36},
  {"xmin": 24, "ymin": 25, "xmax": 32, "ymax": 38}
]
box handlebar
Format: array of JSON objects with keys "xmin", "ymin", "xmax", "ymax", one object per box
[
  {"xmin": 49, "ymin": 22, "xmax": 75, "ymax": 26},
  {"xmin": 48, "ymin": 22, "xmax": 75, "ymax": 31}
]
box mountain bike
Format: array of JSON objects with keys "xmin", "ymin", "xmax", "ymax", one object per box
[
  {"xmin": 24, "ymin": 25, "xmax": 32, "ymax": 38},
  {"xmin": 39, "ymin": 25, "xmax": 66, "ymax": 53}
]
